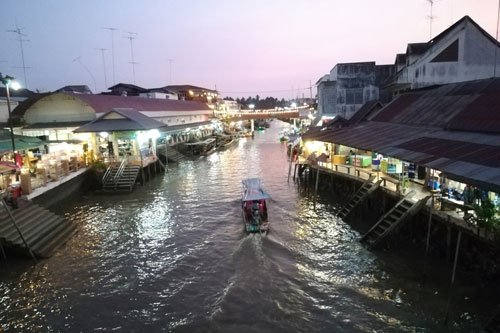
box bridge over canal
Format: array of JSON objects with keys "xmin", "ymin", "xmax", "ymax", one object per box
[{"xmin": 214, "ymin": 106, "xmax": 310, "ymax": 121}]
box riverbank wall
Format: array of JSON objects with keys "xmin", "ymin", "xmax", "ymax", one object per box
[
  {"xmin": 300, "ymin": 166, "xmax": 500, "ymax": 279},
  {"xmin": 31, "ymin": 170, "xmax": 90, "ymax": 210}
]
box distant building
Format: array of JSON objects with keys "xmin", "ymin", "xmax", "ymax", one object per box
[
  {"xmin": 317, "ymin": 62, "xmax": 395, "ymax": 119},
  {"xmin": 218, "ymin": 99, "xmax": 240, "ymax": 112},
  {"xmin": 56, "ymin": 85, "xmax": 93, "ymax": 94},
  {"xmin": 164, "ymin": 85, "xmax": 218, "ymax": 103},
  {"xmin": 140, "ymin": 87, "xmax": 179, "ymax": 100},
  {"xmin": 390, "ymin": 15, "xmax": 500, "ymax": 96},
  {"xmin": 107, "ymin": 83, "xmax": 148, "ymax": 96}
]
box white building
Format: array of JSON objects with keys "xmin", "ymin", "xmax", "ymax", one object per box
[{"xmin": 391, "ymin": 16, "xmax": 500, "ymax": 95}]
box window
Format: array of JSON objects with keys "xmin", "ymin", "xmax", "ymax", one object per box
[
  {"xmin": 431, "ymin": 39, "xmax": 459, "ymax": 62},
  {"xmin": 345, "ymin": 88, "xmax": 363, "ymax": 105}
]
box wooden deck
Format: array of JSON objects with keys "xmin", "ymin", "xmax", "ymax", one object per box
[{"xmin": 295, "ymin": 158, "xmax": 499, "ymax": 246}]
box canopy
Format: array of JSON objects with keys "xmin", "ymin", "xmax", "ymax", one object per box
[{"xmin": 242, "ymin": 178, "xmax": 271, "ymax": 201}]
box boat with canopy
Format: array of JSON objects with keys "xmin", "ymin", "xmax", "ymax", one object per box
[{"xmin": 241, "ymin": 178, "xmax": 270, "ymax": 233}]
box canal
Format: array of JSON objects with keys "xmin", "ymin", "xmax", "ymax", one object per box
[{"xmin": 0, "ymin": 121, "xmax": 494, "ymax": 331}]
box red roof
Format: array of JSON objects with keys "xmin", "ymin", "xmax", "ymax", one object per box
[
  {"xmin": 72, "ymin": 93, "xmax": 211, "ymax": 113},
  {"xmin": 13, "ymin": 92, "xmax": 211, "ymax": 117}
]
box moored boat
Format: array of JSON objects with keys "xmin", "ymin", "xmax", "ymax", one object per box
[{"xmin": 241, "ymin": 178, "xmax": 270, "ymax": 233}]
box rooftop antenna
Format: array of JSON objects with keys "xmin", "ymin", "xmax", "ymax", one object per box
[
  {"xmin": 95, "ymin": 48, "xmax": 108, "ymax": 90},
  {"xmin": 124, "ymin": 31, "xmax": 138, "ymax": 84},
  {"xmin": 7, "ymin": 24, "xmax": 30, "ymax": 88},
  {"xmin": 73, "ymin": 56, "xmax": 97, "ymax": 93},
  {"xmin": 168, "ymin": 58, "xmax": 174, "ymax": 84},
  {"xmin": 102, "ymin": 27, "xmax": 118, "ymax": 85},
  {"xmin": 426, "ymin": 0, "xmax": 439, "ymax": 39}
]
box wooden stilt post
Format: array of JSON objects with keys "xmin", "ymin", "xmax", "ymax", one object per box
[
  {"xmin": 446, "ymin": 225, "xmax": 451, "ymax": 263},
  {"xmin": 293, "ymin": 163, "xmax": 298, "ymax": 181},
  {"xmin": 444, "ymin": 230, "xmax": 462, "ymax": 326},
  {"xmin": 314, "ymin": 164, "xmax": 320, "ymax": 208},
  {"xmin": 287, "ymin": 143, "xmax": 293, "ymax": 182},
  {"xmin": 165, "ymin": 142, "xmax": 169, "ymax": 174},
  {"xmin": 422, "ymin": 194, "xmax": 434, "ymax": 286},
  {"xmin": 0, "ymin": 237, "xmax": 7, "ymax": 265}
]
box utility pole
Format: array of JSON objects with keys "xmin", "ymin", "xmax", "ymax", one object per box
[
  {"xmin": 124, "ymin": 31, "xmax": 138, "ymax": 84},
  {"xmin": 73, "ymin": 56, "xmax": 97, "ymax": 93},
  {"xmin": 7, "ymin": 25, "xmax": 30, "ymax": 89},
  {"xmin": 168, "ymin": 59, "xmax": 174, "ymax": 84},
  {"xmin": 495, "ymin": 0, "xmax": 500, "ymax": 77},
  {"xmin": 309, "ymin": 80, "xmax": 313, "ymax": 99},
  {"xmin": 95, "ymin": 48, "xmax": 108, "ymax": 90},
  {"xmin": 102, "ymin": 27, "xmax": 118, "ymax": 85}
]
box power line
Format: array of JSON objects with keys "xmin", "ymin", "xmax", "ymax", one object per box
[
  {"xmin": 73, "ymin": 56, "xmax": 97, "ymax": 92},
  {"xmin": 220, "ymin": 84, "xmax": 316, "ymax": 95},
  {"xmin": 220, "ymin": 87, "xmax": 312, "ymax": 94}
]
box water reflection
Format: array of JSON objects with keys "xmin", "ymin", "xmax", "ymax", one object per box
[{"xmin": 0, "ymin": 121, "xmax": 492, "ymax": 331}]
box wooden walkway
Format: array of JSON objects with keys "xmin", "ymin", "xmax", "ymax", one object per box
[{"xmin": 294, "ymin": 158, "xmax": 499, "ymax": 246}]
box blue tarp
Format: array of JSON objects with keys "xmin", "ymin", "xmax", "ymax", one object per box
[{"xmin": 242, "ymin": 178, "xmax": 271, "ymax": 201}]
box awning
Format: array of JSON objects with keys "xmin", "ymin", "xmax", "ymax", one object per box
[
  {"xmin": 0, "ymin": 136, "xmax": 45, "ymax": 153},
  {"xmin": 242, "ymin": 178, "xmax": 271, "ymax": 201},
  {"xmin": 161, "ymin": 121, "xmax": 212, "ymax": 135},
  {"xmin": 23, "ymin": 121, "xmax": 90, "ymax": 130}
]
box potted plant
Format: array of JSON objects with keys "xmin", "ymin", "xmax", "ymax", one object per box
[{"xmin": 473, "ymin": 199, "xmax": 499, "ymax": 239}]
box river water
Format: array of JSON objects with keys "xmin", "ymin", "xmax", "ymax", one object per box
[{"xmin": 0, "ymin": 121, "xmax": 495, "ymax": 332}]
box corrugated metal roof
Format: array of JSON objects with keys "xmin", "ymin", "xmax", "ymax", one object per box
[
  {"xmin": 304, "ymin": 121, "xmax": 500, "ymax": 192},
  {"xmin": 348, "ymin": 100, "xmax": 383, "ymax": 124},
  {"xmin": 369, "ymin": 78, "xmax": 500, "ymax": 134}
]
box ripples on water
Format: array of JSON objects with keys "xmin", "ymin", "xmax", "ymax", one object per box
[{"xmin": 0, "ymin": 121, "xmax": 491, "ymax": 331}]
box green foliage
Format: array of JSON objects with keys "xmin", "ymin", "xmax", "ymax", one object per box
[
  {"xmin": 89, "ymin": 160, "xmax": 107, "ymax": 173},
  {"xmin": 473, "ymin": 199, "xmax": 500, "ymax": 230}
]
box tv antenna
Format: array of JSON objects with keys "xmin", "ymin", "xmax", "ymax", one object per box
[
  {"xmin": 168, "ymin": 59, "xmax": 174, "ymax": 83},
  {"xmin": 102, "ymin": 27, "xmax": 118, "ymax": 85},
  {"xmin": 7, "ymin": 25, "xmax": 30, "ymax": 89},
  {"xmin": 124, "ymin": 31, "xmax": 138, "ymax": 84},
  {"xmin": 426, "ymin": 0, "xmax": 440, "ymax": 39},
  {"xmin": 95, "ymin": 48, "xmax": 108, "ymax": 90},
  {"xmin": 73, "ymin": 56, "xmax": 97, "ymax": 93}
]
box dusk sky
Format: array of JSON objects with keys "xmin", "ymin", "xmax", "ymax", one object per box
[{"xmin": 0, "ymin": 0, "xmax": 498, "ymax": 98}]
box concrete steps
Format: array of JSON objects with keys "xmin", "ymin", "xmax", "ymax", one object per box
[{"xmin": 0, "ymin": 200, "xmax": 76, "ymax": 258}]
